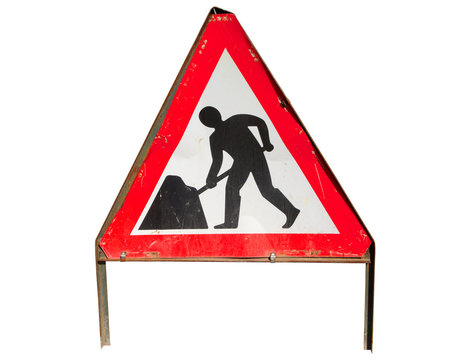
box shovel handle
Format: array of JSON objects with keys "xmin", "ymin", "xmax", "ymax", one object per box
[
  {"xmin": 196, "ymin": 148, "xmax": 270, "ymax": 195},
  {"xmin": 197, "ymin": 168, "xmax": 231, "ymax": 195}
]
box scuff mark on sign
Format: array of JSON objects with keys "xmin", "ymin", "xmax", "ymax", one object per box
[
  {"xmin": 137, "ymin": 165, "xmax": 147, "ymax": 187},
  {"xmin": 248, "ymin": 48, "xmax": 259, "ymax": 62},
  {"xmin": 148, "ymin": 239, "xmax": 158, "ymax": 247},
  {"xmin": 360, "ymin": 230, "xmax": 369, "ymax": 241},
  {"xmin": 314, "ymin": 163, "xmax": 325, "ymax": 200},
  {"xmin": 199, "ymin": 39, "xmax": 208, "ymax": 54},
  {"xmin": 155, "ymin": 134, "xmax": 169, "ymax": 144},
  {"xmin": 182, "ymin": 76, "xmax": 191, "ymax": 87}
]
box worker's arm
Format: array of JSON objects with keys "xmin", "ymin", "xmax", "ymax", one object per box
[
  {"xmin": 245, "ymin": 115, "xmax": 274, "ymax": 152},
  {"xmin": 207, "ymin": 135, "xmax": 223, "ymax": 188}
]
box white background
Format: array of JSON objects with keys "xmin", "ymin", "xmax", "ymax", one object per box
[
  {"xmin": 133, "ymin": 49, "xmax": 338, "ymax": 235},
  {"xmin": 1, "ymin": 1, "xmax": 459, "ymax": 359}
]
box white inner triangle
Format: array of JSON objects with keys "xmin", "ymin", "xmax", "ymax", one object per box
[{"xmin": 132, "ymin": 49, "xmax": 338, "ymax": 235}]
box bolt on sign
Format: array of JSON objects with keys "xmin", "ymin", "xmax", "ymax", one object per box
[{"xmin": 95, "ymin": 7, "xmax": 375, "ymax": 351}]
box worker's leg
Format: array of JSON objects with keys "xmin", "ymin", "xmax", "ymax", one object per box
[
  {"xmin": 252, "ymin": 155, "xmax": 300, "ymax": 228},
  {"xmin": 214, "ymin": 165, "xmax": 250, "ymax": 229}
]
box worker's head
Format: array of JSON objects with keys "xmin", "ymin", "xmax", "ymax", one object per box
[{"xmin": 199, "ymin": 106, "xmax": 222, "ymax": 128}]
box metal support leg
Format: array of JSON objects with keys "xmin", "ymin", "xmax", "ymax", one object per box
[
  {"xmin": 364, "ymin": 242, "xmax": 375, "ymax": 351},
  {"xmin": 96, "ymin": 259, "xmax": 110, "ymax": 347}
]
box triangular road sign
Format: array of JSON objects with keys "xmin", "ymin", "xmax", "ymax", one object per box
[{"xmin": 97, "ymin": 9, "xmax": 372, "ymax": 260}]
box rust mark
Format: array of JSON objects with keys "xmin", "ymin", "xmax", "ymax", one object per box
[
  {"xmin": 211, "ymin": 15, "xmax": 232, "ymax": 22},
  {"xmin": 281, "ymin": 249, "xmax": 322, "ymax": 256},
  {"xmin": 278, "ymin": 97, "xmax": 287, "ymax": 109},
  {"xmin": 145, "ymin": 251, "xmax": 160, "ymax": 258},
  {"xmin": 277, "ymin": 97, "xmax": 290, "ymax": 111}
]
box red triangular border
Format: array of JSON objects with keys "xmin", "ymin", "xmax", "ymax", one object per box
[{"xmin": 98, "ymin": 13, "xmax": 372, "ymax": 259}]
